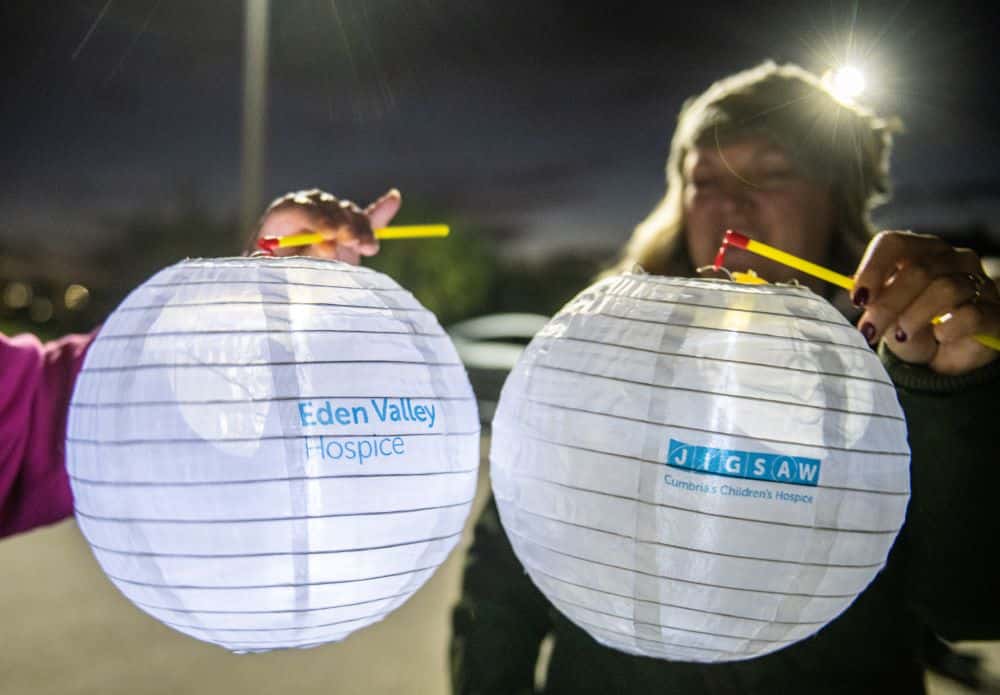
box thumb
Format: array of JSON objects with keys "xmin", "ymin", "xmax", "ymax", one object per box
[{"xmin": 365, "ymin": 188, "xmax": 402, "ymax": 230}]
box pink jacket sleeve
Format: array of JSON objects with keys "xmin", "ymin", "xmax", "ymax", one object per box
[{"xmin": 0, "ymin": 331, "xmax": 95, "ymax": 538}]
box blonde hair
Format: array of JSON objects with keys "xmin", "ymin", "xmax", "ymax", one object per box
[{"xmin": 606, "ymin": 62, "xmax": 900, "ymax": 279}]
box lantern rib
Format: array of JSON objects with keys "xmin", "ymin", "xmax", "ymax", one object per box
[
  {"xmin": 142, "ymin": 280, "xmax": 409, "ymax": 293},
  {"xmin": 67, "ymin": 428, "xmax": 480, "ymax": 446},
  {"xmin": 158, "ymin": 608, "xmax": 398, "ymax": 634},
  {"xmin": 521, "ymin": 563, "xmax": 831, "ymax": 626},
  {"xmin": 534, "ymin": 334, "xmax": 893, "ymax": 386},
  {"xmin": 532, "ymin": 363, "xmax": 903, "ymax": 421},
  {"xmin": 503, "ymin": 527, "xmax": 857, "ymax": 599},
  {"xmin": 569, "ymin": 617, "xmax": 751, "ymax": 657},
  {"xmin": 84, "ymin": 529, "xmax": 464, "ymax": 558},
  {"xmin": 115, "ymin": 300, "xmax": 431, "ymax": 313},
  {"xmin": 612, "ymin": 275, "xmax": 833, "ymax": 307},
  {"xmin": 127, "ymin": 589, "xmax": 415, "ymax": 615},
  {"xmin": 548, "ymin": 595, "xmax": 794, "ymax": 644},
  {"xmin": 522, "ymin": 399, "xmax": 909, "ymax": 457},
  {"xmin": 500, "ymin": 476, "xmax": 899, "ymax": 534},
  {"xmin": 589, "ymin": 311, "xmax": 876, "ymax": 353},
  {"xmin": 68, "ymin": 466, "xmax": 478, "ymax": 486},
  {"xmin": 601, "ymin": 291, "xmax": 855, "ymax": 330},
  {"xmin": 70, "ymin": 394, "xmax": 473, "ymax": 408},
  {"xmin": 178, "ymin": 259, "xmax": 379, "ymax": 275},
  {"xmin": 100, "ymin": 563, "xmax": 439, "ymax": 590},
  {"xmin": 222, "ymin": 640, "xmax": 331, "ymax": 650},
  {"xmin": 94, "ymin": 328, "xmax": 446, "ymax": 341},
  {"xmin": 501, "ymin": 500, "xmax": 885, "ymax": 568},
  {"xmin": 81, "ymin": 359, "xmax": 464, "ymax": 373},
  {"xmin": 73, "ymin": 496, "xmax": 476, "ymax": 524}
]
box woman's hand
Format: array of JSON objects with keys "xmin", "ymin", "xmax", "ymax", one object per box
[
  {"xmin": 852, "ymin": 230, "xmax": 999, "ymax": 375},
  {"xmin": 306, "ymin": 188, "xmax": 402, "ymax": 264},
  {"xmin": 256, "ymin": 188, "xmax": 402, "ymax": 264}
]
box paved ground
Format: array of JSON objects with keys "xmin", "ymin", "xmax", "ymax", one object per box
[
  {"xmin": 2, "ymin": 447, "xmax": 997, "ymax": 694},
  {"xmin": 0, "ymin": 456, "xmax": 493, "ymax": 695}
]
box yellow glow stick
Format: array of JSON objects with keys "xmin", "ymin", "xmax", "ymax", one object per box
[
  {"xmin": 722, "ymin": 230, "xmax": 854, "ymax": 290},
  {"xmin": 719, "ymin": 230, "xmax": 1000, "ymax": 352},
  {"xmin": 257, "ymin": 225, "xmax": 450, "ymax": 252},
  {"xmin": 374, "ymin": 225, "xmax": 450, "ymax": 239}
]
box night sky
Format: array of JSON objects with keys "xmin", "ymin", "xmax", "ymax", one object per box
[{"xmin": 3, "ymin": 0, "xmax": 1000, "ymax": 262}]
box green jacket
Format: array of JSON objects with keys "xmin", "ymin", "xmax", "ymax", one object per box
[{"xmin": 451, "ymin": 348, "xmax": 1000, "ymax": 694}]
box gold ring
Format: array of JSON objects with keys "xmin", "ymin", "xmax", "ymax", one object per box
[{"xmin": 967, "ymin": 272, "xmax": 987, "ymax": 304}]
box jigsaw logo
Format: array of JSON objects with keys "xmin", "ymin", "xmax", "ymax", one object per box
[{"xmin": 666, "ymin": 438, "xmax": 821, "ymax": 488}]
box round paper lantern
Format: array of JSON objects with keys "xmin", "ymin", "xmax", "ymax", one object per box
[
  {"xmin": 66, "ymin": 257, "xmax": 480, "ymax": 652},
  {"xmin": 490, "ymin": 273, "xmax": 910, "ymax": 663}
]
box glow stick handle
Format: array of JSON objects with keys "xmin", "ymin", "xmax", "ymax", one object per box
[
  {"xmin": 374, "ymin": 225, "xmax": 449, "ymax": 239},
  {"xmin": 724, "ymin": 230, "xmax": 999, "ymax": 352},
  {"xmin": 972, "ymin": 334, "xmax": 1000, "ymax": 351},
  {"xmin": 724, "ymin": 230, "xmax": 854, "ymax": 291}
]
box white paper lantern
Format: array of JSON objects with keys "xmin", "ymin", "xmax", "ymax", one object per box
[
  {"xmin": 491, "ymin": 273, "xmax": 910, "ymax": 663},
  {"xmin": 66, "ymin": 257, "xmax": 479, "ymax": 652}
]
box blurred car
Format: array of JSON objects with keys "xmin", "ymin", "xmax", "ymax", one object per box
[{"xmin": 446, "ymin": 313, "xmax": 549, "ymax": 424}]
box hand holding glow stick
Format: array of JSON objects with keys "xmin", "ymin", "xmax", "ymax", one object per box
[
  {"xmin": 257, "ymin": 225, "xmax": 450, "ymax": 254},
  {"xmin": 715, "ymin": 229, "xmax": 1000, "ymax": 352}
]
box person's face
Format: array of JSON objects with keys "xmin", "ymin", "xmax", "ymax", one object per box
[
  {"xmin": 256, "ymin": 207, "xmax": 362, "ymax": 264},
  {"xmin": 683, "ymin": 136, "xmax": 836, "ymax": 292}
]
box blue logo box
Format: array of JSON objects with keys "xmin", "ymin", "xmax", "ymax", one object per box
[{"xmin": 666, "ymin": 438, "xmax": 822, "ymax": 487}]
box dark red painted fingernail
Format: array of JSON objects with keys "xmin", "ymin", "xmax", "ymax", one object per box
[
  {"xmin": 852, "ymin": 287, "xmax": 869, "ymax": 308},
  {"xmin": 894, "ymin": 328, "xmax": 907, "ymax": 343},
  {"xmin": 861, "ymin": 322, "xmax": 876, "ymax": 343}
]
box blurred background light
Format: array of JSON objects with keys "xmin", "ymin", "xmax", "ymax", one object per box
[
  {"xmin": 29, "ymin": 297, "xmax": 53, "ymax": 323},
  {"xmin": 3, "ymin": 281, "xmax": 32, "ymax": 309},
  {"xmin": 64, "ymin": 284, "xmax": 91, "ymax": 311}
]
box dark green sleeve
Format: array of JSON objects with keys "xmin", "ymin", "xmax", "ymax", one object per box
[
  {"xmin": 451, "ymin": 496, "xmax": 553, "ymax": 695},
  {"xmin": 880, "ymin": 346, "xmax": 1000, "ymax": 640}
]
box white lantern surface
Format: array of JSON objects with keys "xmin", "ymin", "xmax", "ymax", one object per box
[
  {"xmin": 491, "ymin": 273, "xmax": 910, "ymax": 663},
  {"xmin": 67, "ymin": 257, "xmax": 480, "ymax": 652}
]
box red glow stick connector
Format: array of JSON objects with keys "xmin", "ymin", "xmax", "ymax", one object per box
[
  {"xmin": 256, "ymin": 237, "xmax": 280, "ymax": 254},
  {"xmin": 723, "ymin": 229, "xmax": 749, "ymax": 249}
]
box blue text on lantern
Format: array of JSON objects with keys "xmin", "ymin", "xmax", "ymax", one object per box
[
  {"xmin": 297, "ymin": 398, "xmax": 437, "ymax": 429},
  {"xmin": 305, "ymin": 435, "xmax": 406, "ymax": 464},
  {"xmin": 665, "ymin": 438, "xmax": 821, "ymax": 487}
]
